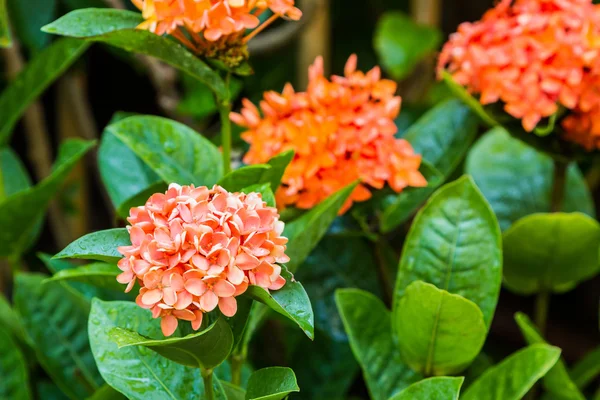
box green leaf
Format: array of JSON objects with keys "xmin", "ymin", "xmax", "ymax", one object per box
[
  {"xmin": 380, "ymin": 161, "xmax": 444, "ymax": 233},
  {"xmin": 43, "ymin": 9, "xmax": 227, "ymax": 100},
  {"xmin": 7, "ymin": 0, "xmax": 57, "ymax": 52},
  {"xmin": 0, "ymin": 139, "xmax": 95, "ymax": 257},
  {"xmin": 335, "ymin": 289, "xmax": 422, "ymax": 400},
  {"xmin": 515, "ymin": 313, "xmax": 584, "ymax": 400},
  {"xmin": 86, "ymin": 385, "xmax": 125, "ymax": 400},
  {"xmin": 245, "ymin": 265, "xmax": 314, "ymax": 339},
  {"xmin": 465, "ymin": 127, "xmax": 594, "ymax": 231},
  {"xmin": 0, "ymin": 147, "xmax": 32, "ymax": 199},
  {"xmin": 14, "ymin": 273, "xmax": 102, "ymax": 400},
  {"xmin": 389, "ymin": 377, "xmax": 464, "ymax": 400},
  {"xmin": 503, "ymin": 213, "xmax": 600, "ymax": 294},
  {"xmin": 240, "ymin": 183, "xmax": 276, "ymax": 207},
  {"xmin": 570, "ymin": 346, "xmax": 600, "ymax": 390},
  {"xmin": 284, "ymin": 182, "xmax": 357, "ymax": 272},
  {"xmin": 461, "ymin": 344, "xmax": 561, "ymax": 400},
  {"xmin": 46, "ymin": 262, "xmax": 122, "ymax": 291},
  {"xmin": 110, "ymin": 317, "xmax": 233, "ymax": 370},
  {"xmin": 441, "ymin": 71, "xmax": 499, "ymax": 128},
  {"xmin": 117, "ymin": 182, "xmax": 168, "ymax": 219},
  {"xmin": 394, "ymin": 281, "xmax": 487, "ymax": 376},
  {"xmin": 0, "ymin": 38, "xmax": 90, "ymax": 143},
  {"xmin": 402, "ymin": 99, "xmax": 479, "ymax": 178},
  {"xmin": 245, "ymin": 367, "xmax": 299, "ymax": 400},
  {"xmin": 0, "ymin": 0, "xmax": 11, "ymax": 47},
  {"xmin": 221, "ymin": 382, "xmax": 245, "ymax": 400},
  {"xmin": 105, "ymin": 115, "xmax": 223, "ymax": 186},
  {"xmin": 374, "ymin": 11, "xmax": 442, "ymax": 80},
  {"xmin": 0, "ymin": 326, "xmax": 31, "ymax": 400},
  {"xmin": 219, "ymin": 165, "xmax": 272, "ymax": 192},
  {"xmin": 0, "ymin": 293, "xmax": 27, "ymax": 343},
  {"xmin": 55, "ymin": 228, "xmax": 130, "ymax": 263},
  {"xmin": 394, "ymin": 176, "xmax": 502, "ymax": 328},
  {"xmin": 89, "ymin": 299, "xmax": 225, "ymax": 400}
]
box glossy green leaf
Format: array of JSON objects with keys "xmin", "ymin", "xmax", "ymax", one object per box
[
  {"xmin": 515, "ymin": 313, "xmax": 584, "ymax": 400},
  {"xmin": 219, "ymin": 165, "xmax": 272, "ymax": 192},
  {"xmin": 503, "ymin": 213, "xmax": 600, "ymax": 294},
  {"xmin": 0, "ymin": 326, "xmax": 31, "ymax": 400},
  {"xmin": 570, "ymin": 346, "xmax": 600, "ymax": 390},
  {"xmin": 46, "ymin": 262, "xmax": 122, "ymax": 291},
  {"xmin": 441, "ymin": 71, "xmax": 499, "ymax": 128},
  {"xmin": 389, "ymin": 377, "xmax": 464, "ymax": 400},
  {"xmin": 245, "ymin": 367, "xmax": 299, "ymax": 400},
  {"xmin": 245, "ymin": 266, "xmax": 314, "ymax": 339},
  {"xmin": 0, "ymin": 38, "xmax": 89, "ymax": 143},
  {"xmin": 14, "ymin": 273, "xmax": 102, "ymax": 400},
  {"xmin": 240, "ymin": 183, "xmax": 276, "ymax": 208},
  {"xmin": 462, "ymin": 344, "xmax": 561, "ymax": 400},
  {"xmin": 43, "ymin": 9, "xmax": 227, "ymax": 100},
  {"xmin": 221, "ymin": 382, "xmax": 245, "ymax": 400},
  {"xmin": 402, "ymin": 99, "xmax": 479, "ymax": 178},
  {"xmin": 284, "ymin": 182, "xmax": 357, "ymax": 272},
  {"xmin": 0, "ymin": 139, "xmax": 95, "ymax": 257},
  {"xmin": 7, "ymin": 0, "xmax": 57, "ymax": 52},
  {"xmin": 0, "ymin": 147, "xmax": 32, "ymax": 199},
  {"xmin": 394, "ymin": 176, "xmax": 502, "ymax": 328},
  {"xmin": 55, "ymin": 228, "xmax": 129, "ymax": 263},
  {"xmin": 380, "ymin": 161, "xmax": 444, "ymax": 233},
  {"xmin": 336, "ymin": 289, "xmax": 422, "ymax": 400},
  {"xmin": 90, "ymin": 299, "xmax": 229, "ymax": 400},
  {"xmin": 374, "ymin": 11, "xmax": 441, "ymax": 80},
  {"xmin": 466, "ymin": 127, "xmax": 594, "ymax": 231},
  {"xmin": 262, "ymin": 150, "xmax": 294, "ymax": 191},
  {"xmin": 0, "ymin": 0, "xmax": 10, "ymax": 47},
  {"xmin": 86, "ymin": 385, "xmax": 125, "ymax": 400},
  {"xmin": 105, "ymin": 115, "xmax": 223, "ymax": 187},
  {"xmin": 0, "ymin": 293, "xmax": 27, "ymax": 343},
  {"xmin": 394, "ymin": 281, "xmax": 487, "ymax": 376},
  {"xmin": 110, "ymin": 317, "xmax": 233, "ymax": 370}
]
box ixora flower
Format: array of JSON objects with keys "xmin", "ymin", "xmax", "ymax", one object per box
[
  {"xmin": 230, "ymin": 55, "xmax": 427, "ymax": 214},
  {"xmin": 130, "ymin": 0, "xmax": 301, "ymax": 64},
  {"xmin": 116, "ymin": 183, "xmax": 289, "ymax": 337},
  {"xmin": 438, "ymin": 0, "xmax": 600, "ymax": 134}
]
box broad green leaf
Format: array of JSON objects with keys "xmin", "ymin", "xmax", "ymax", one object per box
[
  {"xmin": 394, "ymin": 281, "xmax": 487, "ymax": 376},
  {"xmin": 0, "ymin": 0, "xmax": 10, "ymax": 47},
  {"xmin": 515, "ymin": 313, "xmax": 584, "ymax": 400},
  {"xmin": 117, "ymin": 182, "xmax": 168, "ymax": 219},
  {"xmin": 503, "ymin": 213, "xmax": 600, "ymax": 294},
  {"xmin": 389, "ymin": 377, "xmax": 464, "ymax": 400},
  {"xmin": 336, "ymin": 289, "xmax": 422, "ymax": 400},
  {"xmin": 221, "ymin": 382, "xmax": 245, "ymax": 400},
  {"xmin": 0, "ymin": 39, "xmax": 90, "ymax": 143},
  {"xmin": 46, "ymin": 262, "xmax": 122, "ymax": 291},
  {"xmin": 86, "ymin": 385, "xmax": 125, "ymax": 400},
  {"xmin": 55, "ymin": 228, "xmax": 129, "ymax": 263},
  {"xmin": 241, "ymin": 183, "xmax": 275, "ymax": 207},
  {"xmin": 284, "ymin": 182, "xmax": 357, "ymax": 272},
  {"xmin": 441, "ymin": 71, "xmax": 499, "ymax": 128},
  {"xmin": 225, "ymin": 296, "xmax": 252, "ymax": 350},
  {"xmin": 466, "ymin": 127, "xmax": 594, "ymax": 231},
  {"xmin": 402, "ymin": 99, "xmax": 479, "ymax": 178},
  {"xmin": 14, "ymin": 273, "xmax": 102, "ymax": 400},
  {"xmin": 0, "ymin": 293, "xmax": 27, "ymax": 342},
  {"xmin": 262, "ymin": 150, "xmax": 294, "ymax": 191},
  {"xmin": 110, "ymin": 317, "xmax": 233, "ymax": 370},
  {"xmin": 380, "ymin": 161, "xmax": 444, "ymax": 233},
  {"xmin": 245, "ymin": 266, "xmax": 314, "ymax": 339},
  {"xmin": 245, "ymin": 367, "xmax": 299, "ymax": 400},
  {"xmin": 0, "ymin": 147, "xmax": 32, "ymax": 199},
  {"xmin": 462, "ymin": 344, "xmax": 561, "ymax": 400},
  {"xmin": 374, "ymin": 11, "xmax": 441, "ymax": 80},
  {"xmin": 570, "ymin": 346, "xmax": 600, "ymax": 390},
  {"xmin": 43, "ymin": 9, "xmax": 227, "ymax": 100},
  {"xmin": 219, "ymin": 165, "xmax": 272, "ymax": 192},
  {"xmin": 7, "ymin": 0, "xmax": 56, "ymax": 52},
  {"xmin": 0, "ymin": 139, "xmax": 95, "ymax": 257},
  {"xmin": 394, "ymin": 176, "xmax": 502, "ymax": 328},
  {"xmin": 98, "ymin": 127, "xmax": 161, "ymax": 218},
  {"xmin": 105, "ymin": 115, "xmax": 223, "ymax": 186},
  {"xmin": 0, "ymin": 326, "xmax": 31, "ymax": 400}
]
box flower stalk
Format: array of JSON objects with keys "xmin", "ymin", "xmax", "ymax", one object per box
[
  {"xmin": 219, "ymin": 73, "xmax": 233, "ymax": 175},
  {"xmin": 202, "ymin": 368, "xmax": 214, "ymax": 400}
]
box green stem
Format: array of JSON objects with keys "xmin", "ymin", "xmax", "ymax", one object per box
[
  {"xmin": 219, "ymin": 73, "xmax": 233, "ymax": 175},
  {"xmin": 230, "ymin": 353, "xmax": 243, "ymax": 386},
  {"xmin": 202, "ymin": 369, "xmax": 214, "ymax": 400},
  {"xmin": 534, "ymin": 291, "xmax": 550, "ymax": 336},
  {"xmin": 374, "ymin": 239, "xmax": 394, "ymax": 307},
  {"xmin": 550, "ymin": 160, "xmax": 567, "ymax": 213}
]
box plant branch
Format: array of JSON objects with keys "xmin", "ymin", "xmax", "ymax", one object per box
[
  {"xmin": 202, "ymin": 369, "xmax": 214, "ymax": 400},
  {"xmin": 219, "ymin": 73, "xmax": 233, "ymax": 175}
]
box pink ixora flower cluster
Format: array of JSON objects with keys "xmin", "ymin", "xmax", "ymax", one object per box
[{"xmin": 117, "ymin": 184, "xmax": 289, "ymax": 336}]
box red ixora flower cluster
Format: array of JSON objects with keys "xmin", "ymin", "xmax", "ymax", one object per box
[
  {"xmin": 117, "ymin": 184, "xmax": 289, "ymax": 336},
  {"xmin": 438, "ymin": 0, "xmax": 600, "ymax": 148},
  {"xmin": 231, "ymin": 55, "xmax": 427, "ymax": 214}
]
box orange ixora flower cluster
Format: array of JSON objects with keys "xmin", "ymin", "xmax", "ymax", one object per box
[
  {"xmin": 438, "ymin": 0, "xmax": 600, "ymax": 135},
  {"xmin": 117, "ymin": 183, "xmax": 289, "ymax": 337},
  {"xmin": 231, "ymin": 55, "xmax": 427, "ymax": 214},
  {"xmin": 131, "ymin": 0, "xmax": 301, "ymax": 63}
]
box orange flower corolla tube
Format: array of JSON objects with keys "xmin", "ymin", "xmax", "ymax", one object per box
[
  {"xmin": 117, "ymin": 184, "xmax": 289, "ymax": 337},
  {"xmin": 438, "ymin": 0, "xmax": 600, "ymax": 132},
  {"xmin": 231, "ymin": 55, "xmax": 427, "ymax": 214}
]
